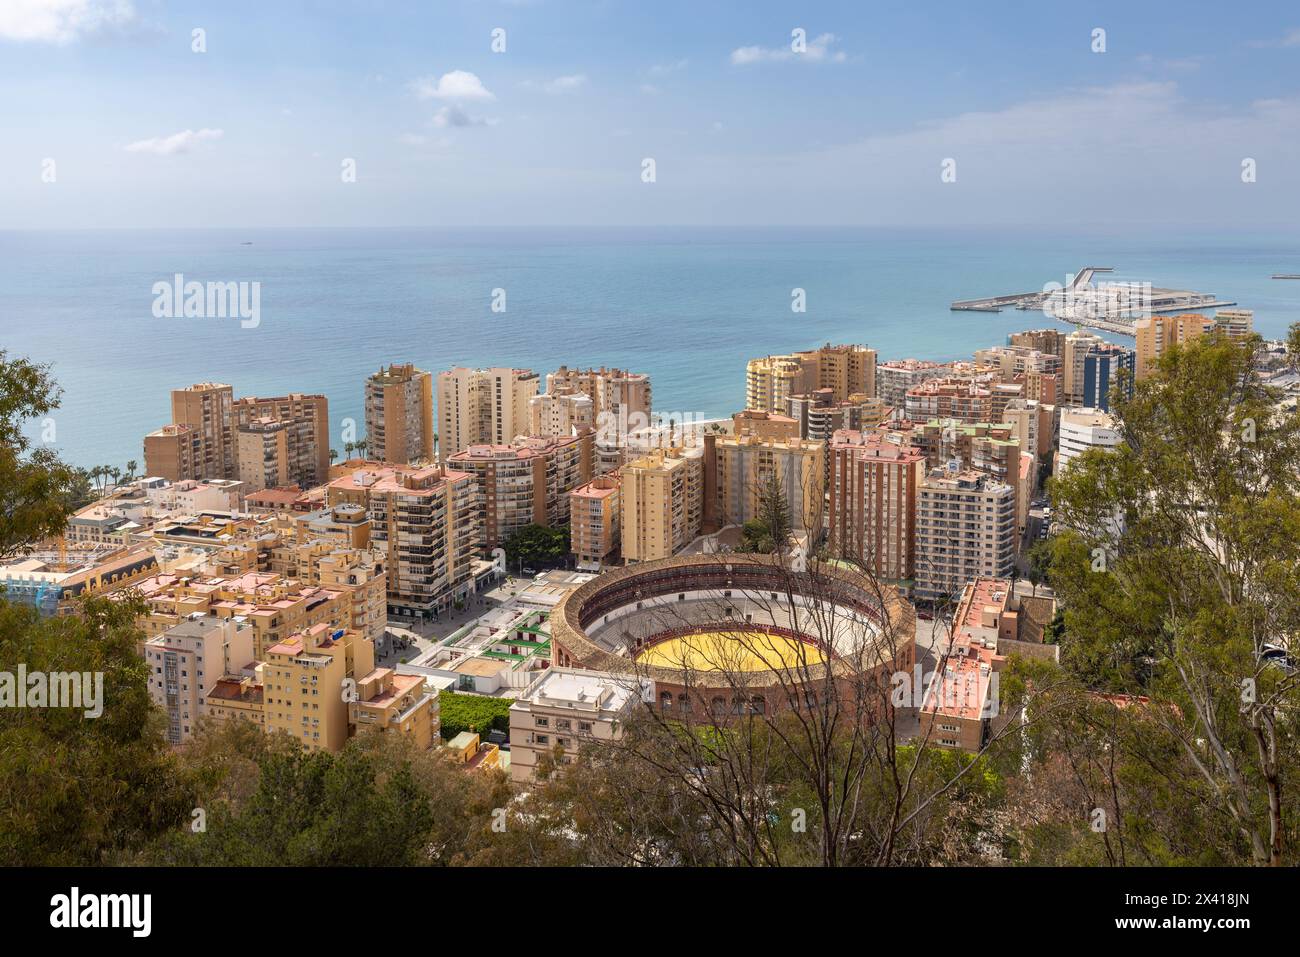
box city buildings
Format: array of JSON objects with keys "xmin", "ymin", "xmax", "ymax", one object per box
[
  {"xmin": 904, "ymin": 378, "xmax": 993, "ymax": 424},
  {"xmin": 529, "ymin": 389, "xmax": 594, "ymax": 438},
  {"xmin": 1134, "ymin": 313, "xmax": 1216, "ymax": 380},
  {"xmin": 746, "ymin": 343, "xmax": 877, "ymax": 413},
  {"xmin": 570, "ymin": 475, "xmax": 621, "ymax": 570},
  {"xmin": 544, "ymin": 366, "xmax": 652, "ymax": 437},
  {"xmin": 364, "ymin": 363, "xmax": 435, "ymax": 465},
  {"xmin": 144, "ymin": 616, "xmax": 256, "ymax": 744},
  {"xmin": 827, "ymin": 430, "xmax": 926, "ymax": 581},
  {"xmin": 703, "ymin": 433, "xmax": 825, "ymax": 534},
  {"xmin": 436, "ymin": 367, "xmax": 540, "ymax": 460},
  {"xmin": 508, "ymin": 667, "xmax": 649, "ymax": 783},
  {"xmin": 619, "ymin": 446, "xmax": 704, "ymax": 563},
  {"xmin": 915, "ymin": 467, "xmax": 1016, "ymax": 603},
  {"xmin": 144, "ymin": 383, "xmax": 330, "ymax": 488},
  {"xmin": 326, "ymin": 463, "xmax": 480, "ymax": 619},
  {"xmin": 447, "ymin": 433, "xmax": 595, "ymax": 548},
  {"xmin": 1008, "ymin": 328, "xmax": 1066, "ymax": 357},
  {"xmin": 875, "ymin": 359, "xmax": 950, "ymax": 408},
  {"xmin": 786, "ymin": 389, "xmax": 887, "ymax": 443}
]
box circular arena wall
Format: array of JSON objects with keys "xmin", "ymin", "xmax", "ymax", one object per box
[{"xmin": 550, "ymin": 554, "xmax": 915, "ymax": 714}]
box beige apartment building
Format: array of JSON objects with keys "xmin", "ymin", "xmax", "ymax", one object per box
[
  {"xmin": 914, "ymin": 467, "xmax": 1017, "ymax": 603},
  {"xmin": 263, "ymin": 622, "xmax": 375, "ymax": 752},
  {"xmin": 544, "ymin": 366, "xmax": 652, "ymax": 435},
  {"xmin": 144, "ymin": 383, "xmax": 330, "ymax": 487},
  {"xmin": 326, "ymin": 463, "xmax": 479, "ymax": 618},
  {"xmin": 786, "ymin": 390, "xmax": 886, "ymax": 443},
  {"xmin": 365, "ymin": 363, "xmax": 435, "ymax": 464},
  {"xmin": 570, "ymin": 475, "xmax": 621, "ymax": 570},
  {"xmin": 351, "ymin": 667, "xmax": 438, "ymax": 750},
  {"xmin": 144, "ymin": 616, "xmax": 257, "ymax": 744},
  {"xmin": 508, "ymin": 667, "xmax": 648, "ymax": 783},
  {"xmin": 703, "ymin": 433, "xmax": 825, "ymax": 534},
  {"xmin": 1134, "ymin": 313, "xmax": 1216, "ymax": 381},
  {"xmin": 620, "ymin": 446, "xmax": 704, "ymax": 563},
  {"xmin": 134, "ymin": 571, "xmax": 353, "ymax": 660},
  {"xmin": 1008, "ymin": 328, "xmax": 1066, "ymax": 357},
  {"xmin": 529, "ymin": 390, "xmax": 594, "ymax": 437},
  {"xmin": 436, "ymin": 367, "xmax": 540, "ymax": 460},
  {"xmin": 746, "ymin": 343, "xmax": 877, "ymax": 414},
  {"xmin": 827, "ymin": 430, "xmax": 926, "ymax": 581},
  {"xmin": 448, "ymin": 433, "xmax": 595, "ymax": 548},
  {"xmin": 235, "ymin": 416, "xmax": 290, "ymax": 492}
]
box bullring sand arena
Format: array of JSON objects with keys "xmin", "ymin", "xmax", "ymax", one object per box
[{"xmin": 634, "ymin": 628, "xmax": 826, "ymax": 672}]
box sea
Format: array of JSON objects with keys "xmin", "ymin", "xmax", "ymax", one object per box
[{"xmin": 2, "ymin": 226, "xmax": 1297, "ymax": 470}]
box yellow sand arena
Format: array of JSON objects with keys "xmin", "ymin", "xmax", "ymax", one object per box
[{"xmin": 635, "ymin": 630, "xmax": 825, "ymax": 672}]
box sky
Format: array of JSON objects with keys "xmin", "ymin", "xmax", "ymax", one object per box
[{"xmin": 2, "ymin": 0, "xmax": 1299, "ymax": 228}]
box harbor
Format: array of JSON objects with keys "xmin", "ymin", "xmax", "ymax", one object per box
[{"xmin": 951, "ymin": 266, "xmax": 1236, "ymax": 336}]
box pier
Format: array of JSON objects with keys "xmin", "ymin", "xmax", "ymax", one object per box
[{"xmin": 951, "ymin": 266, "xmax": 1234, "ymax": 337}]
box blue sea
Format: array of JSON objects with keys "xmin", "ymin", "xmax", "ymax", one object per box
[{"xmin": 2, "ymin": 226, "xmax": 1298, "ymax": 470}]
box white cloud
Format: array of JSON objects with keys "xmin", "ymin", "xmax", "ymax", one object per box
[
  {"xmin": 0, "ymin": 0, "xmax": 134, "ymax": 43},
  {"xmin": 123, "ymin": 128, "xmax": 223, "ymax": 155},
  {"xmin": 411, "ymin": 70, "xmax": 495, "ymax": 101},
  {"xmin": 639, "ymin": 83, "xmax": 659, "ymax": 95},
  {"xmin": 431, "ymin": 106, "xmax": 493, "ymax": 128},
  {"xmin": 543, "ymin": 73, "xmax": 587, "ymax": 94},
  {"xmin": 731, "ymin": 32, "xmax": 846, "ymax": 65}
]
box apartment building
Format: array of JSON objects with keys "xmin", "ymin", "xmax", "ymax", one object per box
[
  {"xmin": 235, "ymin": 416, "xmax": 290, "ymax": 492},
  {"xmin": 746, "ymin": 343, "xmax": 877, "ymax": 413},
  {"xmin": 326, "ymin": 463, "xmax": 479, "ymax": 618},
  {"xmin": 205, "ymin": 672, "xmax": 265, "ymax": 729},
  {"xmin": 620, "ymin": 446, "xmax": 704, "ymax": 563},
  {"xmin": 1134, "ymin": 313, "xmax": 1216, "ymax": 380},
  {"xmin": 529, "ymin": 390, "xmax": 594, "ymax": 437},
  {"xmin": 508, "ymin": 667, "xmax": 649, "ymax": 783},
  {"xmin": 1056, "ymin": 407, "xmax": 1121, "ymax": 472},
  {"xmin": 544, "ymin": 366, "xmax": 652, "ymax": 438},
  {"xmin": 436, "ymin": 367, "xmax": 540, "ymax": 459},
  {"xmin": 448, "ymin": 433, "xmax": 595, "ymax": 548},
  {"xmin": 1062, "ymin": 329, "xmax": 1105, "ymax": 405},
  {"xmin": 1213, "ymin": 308, "xmax": 1254, "ymax": 340},
  {"xmin": 914, "ymin": 467, "xmax": 1016, "ymax": 603},
  {"xmin": 827, "ymin": 430, "xmax": 925, "ymax": 581},
  {"xmin": 233, "ymin": 393, "xmax": 330, "ymax": 487},
  {"xmin": 786, "ymin": 389, "xmax": 887, "ymax": 443},
  {"xmin": 1008, "ymin": 328, "xmax": 1066, "ymax": 357},
  {"xmin": 704, "ymin": 433, "xmax": 825, "ymax": 534},
  {"xmin": 365, "ymin": 363, "xmax": 435, "ymax": 464},
  {"xmin": 916, "ymin": 419, "xmax": 1025, "ymax": 527},
  {"xmin": 570, "ymin": 475, "xmax": 621, "ymax": 570},
  {"xmin": 351, "ymin": 667, "xmax": 438, "ymax": 750},
  {"xmin": 1001, "ymin": 398, "xmax": 1057, "ymax": 466},
  {"xmin": 135, "ymin": 571, "xmax": 352, "ymax": 659},
  {"xmin": 144, "ymin": 616, "xmax": 256, "ymax": 744},
  {"xmin": 876, "ymin": 359, "xmax": 950, "ymax": 409},
  {"xmin": 732, "ymin": 409, "xmax": 801, "ymax": 442},
  {"xmin": 904, "ymin": 378, "xmax": 993, "ymax": 425},
  {"xmin": 144, "ymin": 382, "xmax": 235, "ymax": 481},
  {"xmin": 1081, "ymin": 343, "xmax": 1136, "ymax": 412},
  {"xmin": 920, "ymin": 578, "xmax": 1010, "ymax": 750},
  {"xmin": 263, "ymin": 622, "xmax": 376, "ymax": 752}
]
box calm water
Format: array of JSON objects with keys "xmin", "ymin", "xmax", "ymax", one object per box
[{"xmin": 2, "ymin": 226, "xmax": 1297, "ymax": 469}]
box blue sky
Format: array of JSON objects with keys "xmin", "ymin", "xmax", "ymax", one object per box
[{"xmin": 2, "ymin": 0, "xmax": 1299, "ymax": 227}]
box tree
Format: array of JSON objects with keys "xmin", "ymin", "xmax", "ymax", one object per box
[
  {"xmin": 0, "ymin": 352, "xmax": 82, "ymax": 560},
  {"xmin": 0, "ymin": 596, "xmax": 197, "ymax": 865},
  {"xmin": 502, "ymin": 523, "xmax": 568, "ymax": 569},
  {"xmin": 738, "ymin": 471, "xmax": 793, "ymax": 554},
  {"xmin": 1045, "ymin": 328, "xmax": 1300, "ymax": 865}
]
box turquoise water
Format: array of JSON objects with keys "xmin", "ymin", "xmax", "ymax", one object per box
[{"xmin": 2, "ymin": 226, "xmax": 1297, "ymax": 470}]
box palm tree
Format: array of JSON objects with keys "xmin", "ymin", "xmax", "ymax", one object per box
[
  {"xmin": 329, "ymin": 448, "xmax": 338, "ymax": 465},
  {"xmin": 355, "ymin": 439, "xmax": 368, "ymax": 460},
  {"xmin": 124, "ymin": 459, "xmax": 138, "ymax": 481},
  {"xmin": 344, "ymin": 441, "xmax": 355, "ymax": 461}
]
